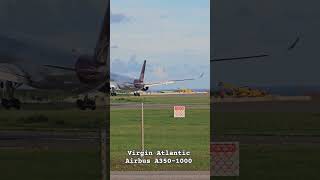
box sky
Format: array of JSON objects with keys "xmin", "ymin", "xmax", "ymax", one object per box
[
  {"xmin": 211, "ymin": 0, "xmax": 320, "ymax": 88},
  {"xmin": 111, "ymin": 0, "xmax": 210, "ymax": 89},
  {"xmin": 0, "ymin": 0, "xmax": 106, "ymax": 50},
  {"xmin": 0, "ymin": 0, "xmax": 209, "ymax": 90}
]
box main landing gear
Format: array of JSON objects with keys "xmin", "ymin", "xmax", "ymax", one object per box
[
  {"xmin": 0, "ymin": 81, "xmax": 21, "ymax": 110},
  {"xmin": 110, "ymin": 87, "xmax": 117, "ymax": 96},
  {"xmin": 110, "ymin": 92, "xmax": 117, "ymax": 96},
  {"xmin": 133, "ymin": 92, "xmax": 140, "ymax": 96},
  {"xmin": 76, "ymin": 95, "xmax": 96, "ymax": 110}
]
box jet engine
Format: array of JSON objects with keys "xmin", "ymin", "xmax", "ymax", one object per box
[
  {"xmin": 142, "ymin": 87, "xmax": 149, "ymax": 91},
  {"xmin": 75, "ymin": 55, "xmax": 106, "ymax": 84}
]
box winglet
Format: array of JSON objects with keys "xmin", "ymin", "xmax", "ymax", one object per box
[{"xmin": 288, "ymin": 36, "xmax": 300, "ymax": 51}]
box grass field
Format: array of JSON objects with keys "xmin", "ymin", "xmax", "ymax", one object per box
[
  {"xmin": 0, "ymin": 149, "xmax": 100, "ymax": 180},
  {"xmin": 0, "ymin": 109, "xmax": 106, "ymax": 130},
  {"xmin": 110, "ymin": 95, "xmax": 210, "ymax": 171},
  {"xmin": 212, "ymin": 144, "xmax": 320, "ymax": 180},
  {"xmin": 0, "ymin": 108, "xmax": 104, "ymax": 179},
  {"xmin": 111, "ymin": 108, "xmax": 210, "ymax": 171},
  {"xmin": 2, "ymin": 95, "xmax": 320, "ymax": 178},
  {"xmin": 213, "ymin": 112, "xmax": 320, "ymax": 135},
  {"xmin": 0, "ymin": 95, "xmax": 210, "ymax": 176},
  {"xmin": 212, "ymin": 111, "xmax": 320, "ymax": 179}
]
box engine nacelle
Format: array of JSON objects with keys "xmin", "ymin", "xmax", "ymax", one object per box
[
  {"xmin": 142, "ymin": 87, "xmax": 149, "ymax": 91},
  {"xmin": 75, "ymin": 55, "xmax": 106, "ymax": 84}
]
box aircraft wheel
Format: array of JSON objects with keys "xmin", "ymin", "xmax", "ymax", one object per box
[
  {"xmin": 77, "ymin": 99, "xmax": 83, "ymax": 106},
  {"xmin": 1, "ymin": 99, "xmax": 10, "ymax": 109},
  {"xmin": 77, "ymin": 99, "xmax": 86, "ymax": 110},
  {"xmin": 88, "ymin": 99, "xmax": 95, "ymax": 106},
  {"xmin": 90, "ymin": 105, "xmax": 96, "ymax": 110},
  {"xmin": 12, "ymin": 99, "xmax": 21, "ymax": 110}
]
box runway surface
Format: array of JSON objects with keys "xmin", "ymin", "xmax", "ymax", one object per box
[
  {"xmin": 0, "ymin": 130, "xmax": 100, "ymax": 150},
  {"xmin": 212, "ymin": 100, "xmax": 320, "ymax": 112},
  {"xmin": 110, "ymin": 171, "xmax": 210, "ymax": 180},
  {"xmin": 213, "ymin": 134, "xmax": 320, "ymax": 145},
  {"xmin": 2, "ymin": 130, "xmax": 320, "ymax": 150},
  {"xmin": 111, "ymin": 103, "xmax": 209, "ymax": 109}
]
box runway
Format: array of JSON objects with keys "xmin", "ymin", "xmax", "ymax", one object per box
[
  {"xmin": 213, "ymin": 134, "xmax": 320, "ymax": 145},
  {"xmin": 110, "ymin": 171, "xmax": 210, "ymax": 180},
  {"xmin": 111, "ymin": 103, "xmax": 209, "ymax": 109},
  {"xmin": 212, "ymin": 99, "xmax": 320, "ymax": 112},
  {"xmin": 2, "ymin": 130, "xmax": 320, "ymax": 150}
]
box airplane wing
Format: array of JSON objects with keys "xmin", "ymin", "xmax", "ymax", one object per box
[
  {"xmin": 211, "ymin": 36, "xmax": 300, "ymax": 62},
  {"xmin": 0, "ymin": 64, "xmax": 29, "ymax": 83},
  {"xmin": 144, "ymin": 73, "xmax": 204, "ymax": 87}
]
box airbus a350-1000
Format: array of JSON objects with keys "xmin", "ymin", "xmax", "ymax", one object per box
[
  {"xmin": 0, "ymin": 2, "xmax": 203, "ymax": 110},
  {"xmin": 110, "ymin": 60, "xmax": 204, "ymax": 96}
]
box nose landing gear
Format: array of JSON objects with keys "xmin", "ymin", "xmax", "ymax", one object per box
[
  {"xmin": 110, "ymin": 87, "xmax": 117, "ymax": 96},
  {"xmin": 1, "ymin": 81, "xmax": 21, "ymax": 110},
  {"xmin": 1, "ymin": 98, "xmax": 21, "ymax": 110},
  {"xmin": 76, "ymin": 95, "xmax": 96, "ymax": 110}
]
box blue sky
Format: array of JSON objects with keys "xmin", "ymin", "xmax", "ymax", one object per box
[
  {"xmin": 111, "ymin": 0, "xmax": 210, "ymax": 89},
  {"xmin": 0, "ymin": 0, "xmax": 209, "ymax": 89}
]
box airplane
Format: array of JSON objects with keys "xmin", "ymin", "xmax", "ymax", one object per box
[
  {"xmin": 110, "ymin": 60, "xmax": 204, "ymax": 96},
  {"xmin": 0, "ymin": 1, "xmax": 202, "ymax": 109},
  {"xmin": 0, "ymin": 2, "xmax": 110, "ymax": 110}
]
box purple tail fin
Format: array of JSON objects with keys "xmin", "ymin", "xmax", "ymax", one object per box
[
  {"xmin": 139, "ymin": 60, "xmax": 146, "ymax": 82},
  {"xmin": 94, "ymin": 1, "xmax": 109, "ymax": 65}
]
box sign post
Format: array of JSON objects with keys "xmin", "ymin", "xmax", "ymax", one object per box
[
  {"xmin": 100, "ymin": 128, "xmax": 107, "ymax": 180},
  {"xmin": 141, "ymin": 103, "xmax": 144, "ymax": 153}
]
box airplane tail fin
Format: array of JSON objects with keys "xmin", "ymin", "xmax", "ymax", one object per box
[
  {"xmin": 94, "ymin": 1, "xmax": 110, "ymax": 65},
  {"xmin": 139, "ymin": 60, "xmax": 146, "ymax": 82}
]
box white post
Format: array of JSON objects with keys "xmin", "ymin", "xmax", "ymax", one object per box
[{"xmin": 141, "ymin": 102, "xmax": 144, "ymax": 153}]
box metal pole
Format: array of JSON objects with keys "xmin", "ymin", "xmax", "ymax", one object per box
[
  {"xmin": 141, "ymin": 102, "xmax": 144, "ymax": 153},
  {"xmin": 101, "ymin": 128, "xmax": 107, "ymax": 180}
]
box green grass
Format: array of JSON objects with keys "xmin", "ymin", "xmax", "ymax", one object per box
[
  {"xmin": 111, "ymin": 108, "xmax": 210, "ymax": 171},
  {"xmin": 0, "ymin": 110, "xmax": 106, "ymax": 130},
  {"xmin": 212, "ymin": 112, "xmax": 320, "ymax": 179},
  {"xmin": 0, "ymin": 149, "xmax": 100, "ymax": 180},
  {"xmin": 213, "ymin": 112, "xmax": 320, "ymax": 135},
  {"xmin": 212, "ymin": 144, "xmax": 320, "ymax": 180}
]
